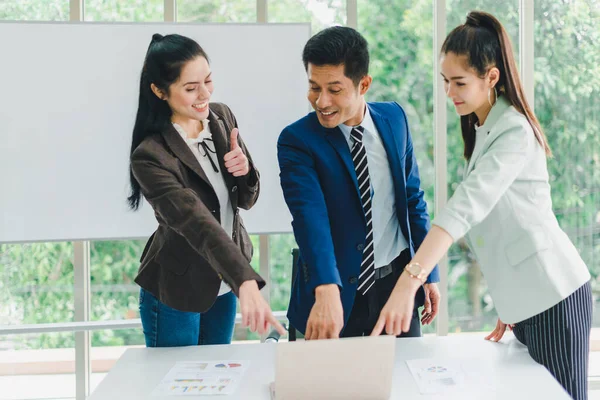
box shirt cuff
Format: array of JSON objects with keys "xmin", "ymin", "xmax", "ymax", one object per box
[
  {"xmin": 432, "ymin": 208, "xmax": 470, "ymax": 242},
  {"xmin": 243, "ymin": 166, "xmax": 259, "ymax": 190}
]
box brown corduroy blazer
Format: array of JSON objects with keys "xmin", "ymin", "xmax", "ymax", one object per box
[{"xmin": 131, "ymin": 102, "xmax": 264, "ymax": 313}]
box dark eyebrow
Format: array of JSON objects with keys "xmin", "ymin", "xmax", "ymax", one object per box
[
  {"xmin": 309, "ymin": 79, "xmax": 343, "ymax": 85},
  {"xmin": 184, "ymin": 73, "xmax": 212, "ymax": 85},
  {"xmin": 440, "ymin": 73, "xmax": 465, "ymax": 80}
]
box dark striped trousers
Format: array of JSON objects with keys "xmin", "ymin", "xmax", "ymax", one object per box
[{"xmin": 513, "ymin": 281, "xmax": 592, "ymax": 400}]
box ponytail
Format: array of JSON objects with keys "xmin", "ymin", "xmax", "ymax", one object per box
[{"xmin": 442, "ymin": 11, "xmax": 551, "ymax": 160}]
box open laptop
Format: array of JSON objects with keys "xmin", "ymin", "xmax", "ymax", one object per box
[{"xmin": 271, "ymin": 335, "xmax": 396, "ymax": 400}]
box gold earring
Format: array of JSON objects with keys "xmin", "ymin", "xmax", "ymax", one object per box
[{"xmin": 488, "ymin": 87, "xmax": 498, "ymax": 107}]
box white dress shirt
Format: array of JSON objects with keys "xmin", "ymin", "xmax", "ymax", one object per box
[
  {"xmin": 338, "ymin": 104, "xmax": 409, "ymax": 269},
  {"xmin": 173, "ymin": 121, "xmax": 232, "ymax": 296}
]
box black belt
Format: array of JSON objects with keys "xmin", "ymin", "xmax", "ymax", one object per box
[
  {"xmin": 373, "ymin": 249, "xmax": 410, "ymax": 280},
  {"xmin": 374, "ymin": 262, "xmax": 394, "ymax": 280}
]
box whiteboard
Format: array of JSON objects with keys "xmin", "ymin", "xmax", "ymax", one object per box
[{"xmin": 0, "ymin": 22, "xmax": 309, "ymax": 243}]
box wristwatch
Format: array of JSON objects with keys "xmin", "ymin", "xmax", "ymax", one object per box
[{"xmin": 404, "ymin": 262, "xmax": 427, "ymax": 284}]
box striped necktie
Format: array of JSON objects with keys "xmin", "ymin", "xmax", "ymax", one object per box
[{"xmin": 350, "ymin": 126, "xmax": 375, "ymax": 295}]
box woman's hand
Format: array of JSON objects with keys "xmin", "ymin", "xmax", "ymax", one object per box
[
  {"xmin": 224, "ymin": 128, "xmax": 250, "ymax": 177},
  {"xmin": 371, "ymin": 272, "xmax": 422, "ymax": 336},
  {"xmin": 421, "ymin": 283, "xmax": 441, "ymax": 325},
  {"xmin": 239, "ymin": 280, "xmax": 286, "ymax": 336},
  {"xmin": 484, "ymin": 318, "xmax": 514, "ymax": 342}
]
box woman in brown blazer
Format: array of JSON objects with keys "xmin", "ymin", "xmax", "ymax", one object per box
[{"xmin": 127, "ymin": 33, "xmax": 284, "ymax": 347}]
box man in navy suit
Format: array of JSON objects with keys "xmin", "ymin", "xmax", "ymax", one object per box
[{"xmin": 277, "ymin": 26, "xmax": 440, "ymax": 340}]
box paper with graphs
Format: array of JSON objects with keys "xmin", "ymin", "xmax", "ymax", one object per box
[
  {"xmin": 406, "ymin": 358, "xmax": 495, "ymax": 395},
  {"xmin": 152, "ymin": 360, "xmax": 249, "ymax": 396}
]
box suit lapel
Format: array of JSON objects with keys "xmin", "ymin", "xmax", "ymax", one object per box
[
  {"xmin": 368, "ymin": 104, "xmax": 410, "ymax": 224},
  {"xmin": 208, "ymin": 113, "xmax": 238, "ymax": 209},
  {"xmin": 324, "ymin": 125, "xmax": 361, "ymax": 199},
  {"xmin": 466, "ymin": 96, "xmax": 511, "ymax": 176},
  {"xmin": 161, "ymin": 106, "xmax": 238, "ymax": 208},
  {"xmin": 369, "ymin": 105, "xmax": 400, "ymax": 181},
  {"xmin": 322, "ymin": 104, "xmax": 403, "ymax": 204},
  {"xmin": 162, "ymin": 123, "xmax": 214, "ymax": 191}
]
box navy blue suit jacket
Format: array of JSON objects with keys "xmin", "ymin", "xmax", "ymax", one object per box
[{"xmin": 277, "ymin": 102, "xmax": 440, "ymax": 334}]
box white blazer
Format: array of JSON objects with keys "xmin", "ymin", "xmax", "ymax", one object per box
[{"xmin": 433, "ymin": 96, "xmax": 590, "ymax": 324}]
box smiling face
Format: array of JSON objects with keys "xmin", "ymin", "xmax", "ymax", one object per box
[
  {"xmin": 440, "ymin": 51, "xmax": 499, "ymax": 123},
  {"xmin": 167, "ymin": 56, "xmax": 214, "ymax": 124},
  {"xmin": 152, "ymin": 55, "xmax": 214, "ymax": 132},
  {"xmin": 306, "ymin": 63, "xmax": 371, "ymax": 128}
]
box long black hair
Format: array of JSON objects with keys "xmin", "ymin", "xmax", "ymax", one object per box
[
  {"xmin": 127, "ymin": 33, "xmax": 209, "ymax": 210},
  {"xmin": 442, "ymin": 11, "xmax": 551, "ymax": 160}
]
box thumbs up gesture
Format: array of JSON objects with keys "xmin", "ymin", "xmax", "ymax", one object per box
[{"xmin": 224, "ymin": 128, "xmax": 250, "ymax": 177}]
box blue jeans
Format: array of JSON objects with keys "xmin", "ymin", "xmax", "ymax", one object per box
[{"xmin": 139, "ymin": 288, "xmax": 237, "ymax": 347}]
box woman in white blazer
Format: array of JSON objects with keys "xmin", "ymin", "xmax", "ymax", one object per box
[{"xmin": 372, "ymin": 11, "xmax": 592, "ymax": 399}]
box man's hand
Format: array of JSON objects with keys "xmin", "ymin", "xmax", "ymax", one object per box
[
  {"xmin": 421, "ymin": 282, "xmax": 440, "ymax": 325},
  {"xmin": 305, "ymin": 284, "xmax": 344, "ymax": 340}
]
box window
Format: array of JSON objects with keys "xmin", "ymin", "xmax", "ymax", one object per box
[
  {"xmin": 90, "ymin": 240, "xmax": 145, "ymax": 346},
  {"xmin": 534, "ymin": 0, "xmax": 600, "ymax": 325},
  {"xmin": 178, "ymin": 0, "xmax": 256, "ymax": 23},
  {"xmin": 269, "ymin": 0, "xmax": 346, "ymax": 33},
  {"xmin": 1, "ymin": 242, "xmax": 74, "ymax": 328},
  {"xmin": 359, "ymin": 0, "xmax": 435, "ymax": 212},
  {"xmin": 84, "ymin": 0, "xmax": 163, "ymax": 21},
  {"xmin": 0, "ymin": 1, "xmax": 68, "ymax": 21}
]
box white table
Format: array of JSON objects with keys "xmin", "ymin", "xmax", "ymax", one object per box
[{"xmin": 89, "ymin": 334, "xmax": 570, "ymax": 399}]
